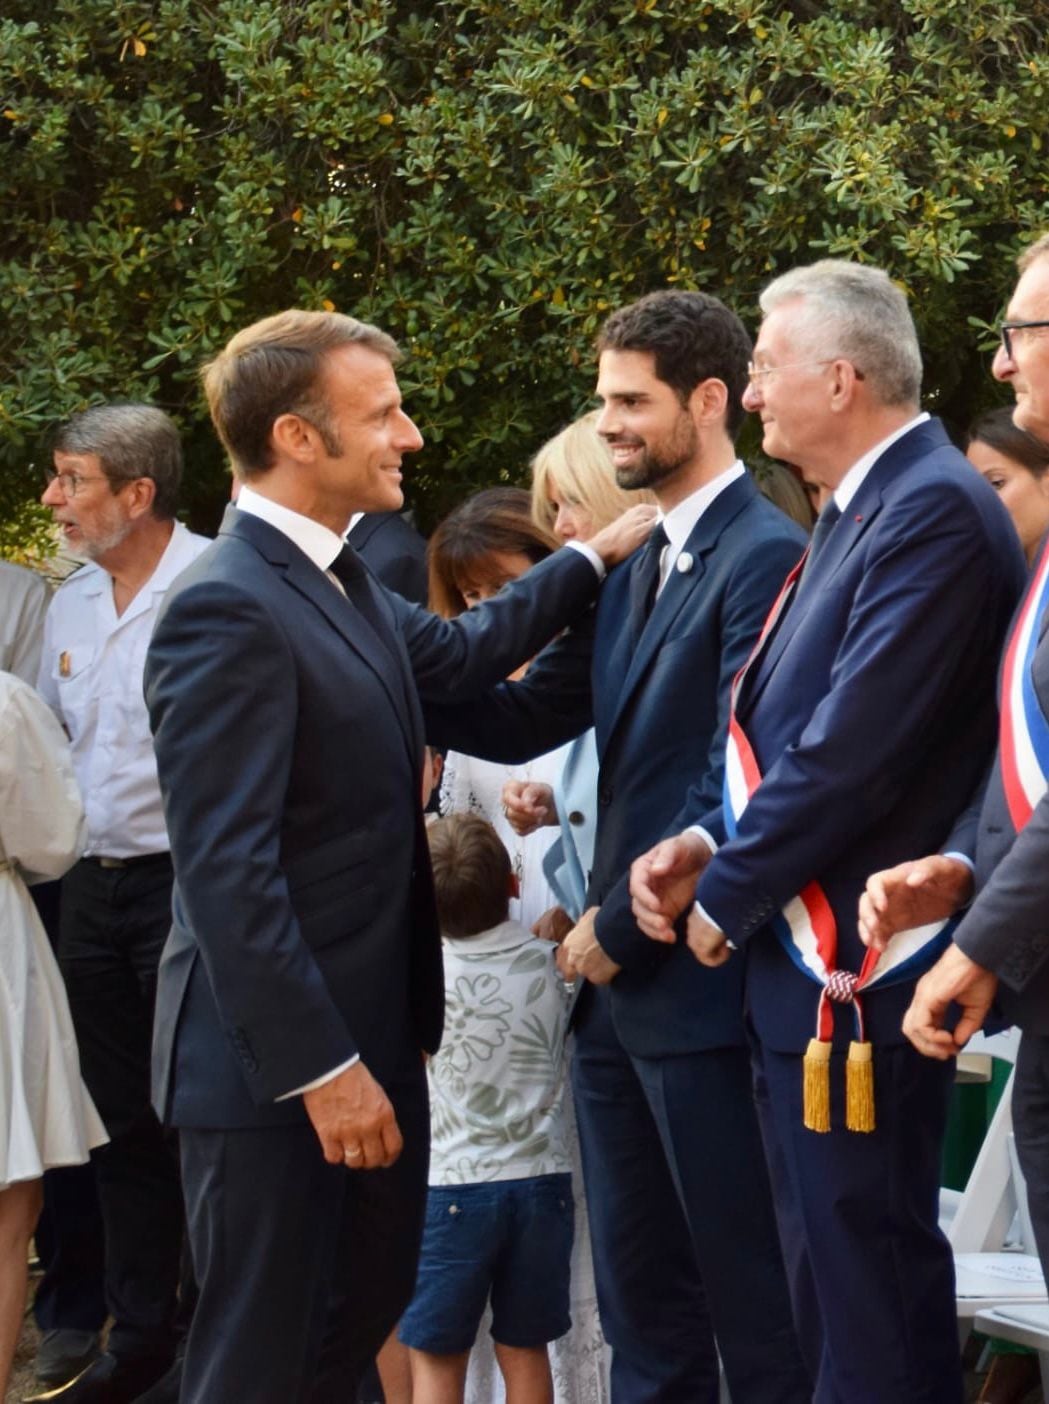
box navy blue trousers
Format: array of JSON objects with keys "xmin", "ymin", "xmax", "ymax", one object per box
[
  {"xmin": 178, "ymin": 1060, "xmax": 429, "ymax": 1404},
  {"xmin": 572, "ymin": 986, "xmax": 809, "ymax": 1403},
  {"xmin": 752, "ymin": 1038, "xmax": 962, "ymax": 1404}
]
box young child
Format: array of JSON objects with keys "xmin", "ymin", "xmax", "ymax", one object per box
[{"xmin": 399, "ymin": 813, "xmax": 574, "ymax": 1404}]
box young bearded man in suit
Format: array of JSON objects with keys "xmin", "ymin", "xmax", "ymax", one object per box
[
  {"xmin": 630, "ymin": 261, "xmax": 1026, "ymax": 1403},
  {"xmin": 142, "ymin": 309, "xmax": 648, "ymax": 1404},
  {"xmin": 862, "ymin": 231, "xmax": 1049, "ymax": 1308},
  {"xmin": 426, "ymin": 290, "xmax": 811, "ymax": 1403}
]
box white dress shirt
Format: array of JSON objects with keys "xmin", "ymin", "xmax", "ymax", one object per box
[
  {"xmin": 36, "ymin": 521, "xmax": 210, "ymax": 858},
  {"xmin": 653, "ymin": 461, "xmax": 746, "ymax": 597}
]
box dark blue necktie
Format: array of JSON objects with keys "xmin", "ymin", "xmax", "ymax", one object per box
[
  {"xmin": 629, "ymin": 523, "xmax": 669, "ymax": 644},
  {"xmin": 796, "ymin": 501, "xmax": 842, "ymax": 595}
]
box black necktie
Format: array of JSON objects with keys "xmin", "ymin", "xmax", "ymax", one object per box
[
  {"xmin": 329, "ymin": 544, "xmax": 389, "ymax": 642},
  {"xmin": 796, "ymin": 501, "xmax": 842, "ymax": 594},
  {"xmin": 629, "ymin": 523, "xmax": 669, "ymax": 644}
]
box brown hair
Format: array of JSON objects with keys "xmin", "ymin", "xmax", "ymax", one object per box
[
  {"xmin": 427, "ymin": 487, "xmax": 559, "ymax": 618},
  {"xmin": 427, "ymin": 813, "xmax": 512, "ymax": 938},
  {"xmin": 200, "ymin": 309, "xmax": 399, "ymax": 479},
  {"xmin": 967, "ymin": 407, "xmax": 1049, "ymax": 479}
]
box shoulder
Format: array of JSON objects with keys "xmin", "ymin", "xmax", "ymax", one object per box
[{"xmin": 0, "ymin": 559, "xmax": 48, "ymax": 603}]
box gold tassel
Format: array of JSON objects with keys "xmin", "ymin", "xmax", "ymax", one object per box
[
  {"xmin": 846, "ymin": 1040, "xmax": 875, "ymax": 1133},
  {"xmin": 803, "ymin": 1038, "xmax": 832, "ymax": 1133}
]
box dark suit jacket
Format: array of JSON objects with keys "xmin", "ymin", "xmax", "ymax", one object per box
[
  {"xmin": 145, "ymin": 507, "xmax": 601, "ymax": 1129},
  {"xmin": 347, "ymin": 511, "xmax": 428, "ymax": 606},
  {"xmin": 954, "ymin": 534, "xmax": 1049, "ymax": 1033},
  {"xmin": 691, "ymin": 420, "xmax": 1026, "ymax": 1051},
  {"xmin": 425, "ymin": 473, "xmax": 807, "ymax": 1056}
]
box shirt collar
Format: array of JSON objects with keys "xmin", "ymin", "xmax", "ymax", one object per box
[
  {"xmin": 235, "ymin": 485, "xmax": 345, "ymax": 574},
  {"xmin": 442, "ymin": 918, "xmax": 537, "ymax": 956},
  {"xmin": 76, "ymin": 520, "xmax": 197, "ymax": 600},
  {"xmin": 833, "ymin": 412, "xmax": 930, "ymax": 512},
  {"xmin": 658, "ymin": 460, "xmax": 746, "ymax": 556}
]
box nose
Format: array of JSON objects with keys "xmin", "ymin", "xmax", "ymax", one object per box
[
  {"xmin": 554, "ymin": 505, "xmax": 575, "ymax": 541},
  {"xmin": 397, "ymin": 410, "xmax": 424, "ymax": 453},
  {"xmin": 741, "ymin": 381, "xmax": 762, "ymax": 412},
  {"xmin": 594, "ymin": 402, "xmax": 618, "ymax": 439},
  {"xmin": 991, "ymin": 341, "xmax": 1014, "ymax": 383},
  {"xmin": 41, "ymin": 476, "xmax": 66, "ymax": 507}
]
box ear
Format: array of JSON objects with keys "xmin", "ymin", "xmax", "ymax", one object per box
[
  {"xmin": 123, "ymin": 475, "xmax": 158, "ymax": 521},
  {"xmin": 271, "ymin": 411, "xmax": 320, "ymax": 464},
  {"xmin": 828, "ymin": 360, "xmax": 864, "ymax": 413},
  {"xmin": 687, "ymin": 377, "xmax": 730, "ymax": 429}
]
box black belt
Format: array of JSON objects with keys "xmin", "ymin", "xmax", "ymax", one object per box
[{"xmin": 82, "ymin": 852, "xmax": 171, "ymax": 870}]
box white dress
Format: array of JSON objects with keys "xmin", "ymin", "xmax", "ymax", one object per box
[
  {"xmin": 440, "ymin": 748, "xmax": 611, "ymax": 1404},
  {"xmin": 0, "ymin": 671, "xmax": 107, "ymax": 1188}
]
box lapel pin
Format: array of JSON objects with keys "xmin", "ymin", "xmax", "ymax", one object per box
[
  {"xmin": 59, "ymin": 650, "xmax": 71, "ymax": 678},
  {"xmin": 675, "ymin": 552, "xmax": 694, "ymax": 574},
  {"xmin": 854, "ymin": 514, "xmax": 863, "ymax": 522}
]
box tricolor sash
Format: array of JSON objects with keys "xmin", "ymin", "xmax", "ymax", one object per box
[
  {"xmin": 722, "ymin": 555, "xmax": 956, "ymax": 1132},
  {"xmin": 999, "ymin": 542, "xmax": 1049, "ymax": 832}
]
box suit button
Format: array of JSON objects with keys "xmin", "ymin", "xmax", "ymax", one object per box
[
  {"xmin": 598, "ymin": 786, "xmax": 613, "ymax": 806},
  {"xmin": 569, "ymin": 810, "xmax": 585, "ymax": 826}
]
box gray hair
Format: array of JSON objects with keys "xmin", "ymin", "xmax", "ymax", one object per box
[
  {"xmin": 1018, "ymin": 233, "xmax": 1049, "ymax": 272},
  {"xmin": 759, "ymin": 260, "xmax": 922, "ymax": 408},
  {"xmin": 52, "ymin": 404, "xmax": 182, "ymax": 519}
]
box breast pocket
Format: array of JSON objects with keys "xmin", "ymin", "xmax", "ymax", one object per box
[{"xmin": 51, "ymin": 645, "xmax": 98, "ymax": 730}]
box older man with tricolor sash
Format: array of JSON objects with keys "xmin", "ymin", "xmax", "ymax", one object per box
[
  {"xmin": 863, "ymin": 232, "xmax": 1049, "ymax": 1300},
  {"xmin": 630, "ymin": 258, "xmax": 1025, "ymax": 1403}
]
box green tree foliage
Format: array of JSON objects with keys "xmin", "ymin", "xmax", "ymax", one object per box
[{"xmin": 2, "ymin": 0, "xmax": 1047, "ymax": 536}]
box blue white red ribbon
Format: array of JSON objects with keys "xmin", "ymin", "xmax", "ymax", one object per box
[
  {"xmin": 723, "ymin": 558, "xmax": 954, "ymax": 1038},
  {"xmin": 1000, "ymin": 542, "xmax": 1049, "ymax": 832}
]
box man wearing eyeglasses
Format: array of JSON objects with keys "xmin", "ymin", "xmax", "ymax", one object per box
[
  {"xmin": 628, "ymin": 259, "xmax": 1026, "ymax": 1402},
  {"xmin": 864, "ymin": 235, "xmax": 1049, "ymax": 1300},
  {"xmin": 36, "ymin": 404, "xmax": 209, "ymax": 1404}
]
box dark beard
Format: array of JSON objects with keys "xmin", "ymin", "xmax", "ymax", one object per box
[{"xmin": 613, "ymin": 415, "xmax": 698, "ymax": 491}]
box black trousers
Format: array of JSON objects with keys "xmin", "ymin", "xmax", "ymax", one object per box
[
  {"xmin": 58, "ymin": 855, "xmax": 184, "ymax": 1360},
  {"xmin": 179, "ymin": 1058, "xmax": 429, "ymax": 1404}
]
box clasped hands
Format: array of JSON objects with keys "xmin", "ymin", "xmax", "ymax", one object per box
[{"xmin": 628, "ymin": 829, "xmax": 726, "ymax": 965}]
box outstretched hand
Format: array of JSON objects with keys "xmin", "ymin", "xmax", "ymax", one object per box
[
  {"xmin": 630, "ymin": 831, "xmax": 713, "ymax": 942},
  {"xmin": 859, "ymin": 855, "xmax": 973, "ymax": 953},
  {"xmin": 588, "ymin": 505, "xmax": 660, "ymax": 568}
]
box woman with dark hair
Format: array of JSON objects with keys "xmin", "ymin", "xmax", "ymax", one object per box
[{"xmin": 967, "ymin": 407, "xmax": 1049, "ymax": 566}]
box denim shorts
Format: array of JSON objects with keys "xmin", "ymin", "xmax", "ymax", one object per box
[{"xmin": 398, "ymin": 1172, "xmax": 574, "ymax": 1353}]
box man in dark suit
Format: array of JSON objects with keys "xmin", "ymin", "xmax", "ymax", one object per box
[
  {"xmin": 347, "ymin": 510, "xmax": 428, "ymax": 604},
  {"xmin": 143, "ymin": 309, "xmax": 644, "ymax": 1404},
  {"xmin": 426, "ymin": 291, "xmax": 810, "ymax": 1402},
  {"xmin": 863, "ymin": 232, "xmax": 1049, "ymax": 1287},
  {"xmin": 630, "ymin": 261, "xmax": 1026, "ymax": 1402}
]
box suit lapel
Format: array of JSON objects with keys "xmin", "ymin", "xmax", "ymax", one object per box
[
  {"xmin": 607, "ymin": 475, "xmax": 757, "ymax": 742},
  {"xmin": 739, "ymin": 419, "xmax": 950, "ymax": 717},
  {"xmin": 223, "ymin": 509, "xmax": 420, "ymax": 763}
]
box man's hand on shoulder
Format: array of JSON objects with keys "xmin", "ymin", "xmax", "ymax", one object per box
[
  {"xmin": 587, "ymin": 505, "xmax": 659, "ymax": 568},
  {"xmin": 859, "ymin": 855, "xmax": 973, "ymax": 953},
  {"xmin": 902, "ymin": 944, "xmax": 998, "ymax": 1060},
  {"xmin": 559, "ymin": 907, "xmax": 621, "ymax": 985},
  {"xmin": 630, "ymin": 831, "xmax": 713, "ymax": 942},
  {"xmin": 303, "ymin": 1060, "xmax": 403, "ymax": 1170}
]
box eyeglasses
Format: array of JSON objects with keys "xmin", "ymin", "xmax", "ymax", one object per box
[
  {"xmin": 1000, "ymin": 321, "xmax": 1049, "ymax": 360},
  {"xmin": 746, "ymin": 359, "xmax": 864, "ymax": 386},
  {"xmin": 43, "ymin": 468, "xmax": 128, "ymax": 497}
]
